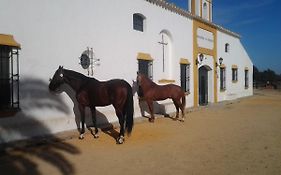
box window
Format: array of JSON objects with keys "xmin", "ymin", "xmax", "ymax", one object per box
[
  {"xmin": 133, "ymin": 13, "xmax": 145, "ymax": 32},
  {"xmin": 220, "ymin": 67, "xmax": 226, "ymax": 90},
  {"xmin": 138, "ymin": 59, "xmax": 153, "ymax": 80},
  {"xmin": 202, "ymin": 2, "xmax": 208, "ymax": 20},
  {"xmin": 180, "ymin": 63, "xmax": 190, "ymax": 93},
  {"xmin": 138, "ymin": 59, "xmax": 152, "ymax": 97},
  {"xmin": 0, "ymin": 45, "xmax": 20, "ymax": 112},
  {"xmin": 225, "ymin": 43, "xmax": 230, "ymax": 53},
  {"xmin": 232, "ymin": 68, "xmax": 238, "ymax": 82},
  {"xmin": 245, "ymin": 69, "xmax": 249, "ymax": 88}
]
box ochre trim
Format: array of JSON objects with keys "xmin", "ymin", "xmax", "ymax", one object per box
[
  {"xmin": 158, "ymin": 79, "xmax": 176, "ymax": 84},
  {"xmin": 137, "ymin": 52, "xmax": 153, "ymax": 61},
  {"xmin": 193, "ymin": 20, "xmax": 217, "ymax": 107},
  {"xmin": 232, "ymin": 65, "xmax": 238, "ymax": 69},
  {"xmin": 191, "ymin": 0, "xmax": 196, "ymax": 15},
  {"xmin": 0, "ymin": 34, "xmax": 21, "ymax": 48},
  {"xmin": 180, "ymin": 58, "xmax": 190, "ymax": 65},
  {"xmin": 220, "ymin": 64, "xmax": 226, "ymax": 68}
]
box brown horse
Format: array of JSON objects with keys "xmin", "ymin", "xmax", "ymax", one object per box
[
  {"xmin": 49, "ymin": 66, "xmax": 134, "ymax": 144},
  {"xmin": 137, "ymin": 73, "xmax": 186, "ymax": 122}
]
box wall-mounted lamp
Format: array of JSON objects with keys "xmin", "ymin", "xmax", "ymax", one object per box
[
  {"xmin": 216, "ymin": 57, "xmax": 223, "ymax": 67},
  {"xmin": 196, "ymin": 53, "xmax": 204, "ymax": 65}
]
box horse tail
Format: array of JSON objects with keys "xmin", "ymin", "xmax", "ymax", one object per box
[{"xmin": 124, "ymin": 83, "xmax": 134, "ymax": 135}]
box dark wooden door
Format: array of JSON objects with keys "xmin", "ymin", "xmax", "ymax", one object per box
[{"xmin": 199, "ymin": 66, "xmax": 208, "ymax": 105}]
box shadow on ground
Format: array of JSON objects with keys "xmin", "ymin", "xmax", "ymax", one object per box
[{"xmin": 0, "ymin": 78, "xmax": 80, "ymax": 175}]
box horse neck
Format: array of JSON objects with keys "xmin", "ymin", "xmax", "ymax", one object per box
[
  {"xmin": 141, "ymin": 76, "xmax": 156, "ymax": 91},
  {"xmin": 63, "ymin": 69, "xmax": 89, "ymax": 91}
]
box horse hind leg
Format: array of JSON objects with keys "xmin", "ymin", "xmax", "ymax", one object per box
[
  {"xmin": 115, "ymin": 108, "xmax": 125, "ymax": 144},
  {"xmin": 172, "ymin": 99, "xmax": 180, "ymax": 121},
  {"xmin": 90, "ymin": 107, "xmax": 99, "ymax": 139},
  {"xmin": 78, "ymin": 104, "xmax": 85, "ymax": 139},
  {"xmin": 179, "ymin": 102, "xmax": 185, "ymax": 122}
]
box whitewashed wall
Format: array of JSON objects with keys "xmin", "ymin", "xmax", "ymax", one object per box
[
  {"xmin": 0, "ymin": 0, "xmax": 193, "ymax": 143},
  {"xmin": 217, "ymin": 30, "xmax": 253, "ymax": 101}
]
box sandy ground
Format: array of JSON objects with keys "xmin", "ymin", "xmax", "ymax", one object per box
[{"xmin": 0, "ymin": 89, "xmax": 281, "ymax": 175}]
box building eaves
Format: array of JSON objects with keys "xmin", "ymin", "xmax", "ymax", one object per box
[{"xmin": 145, "ymin": 0, "xmax": 241, "ymax": 38}]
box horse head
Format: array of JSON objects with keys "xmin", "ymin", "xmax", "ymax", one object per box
[
  {"xmin": 49, "ymin": 66, "xmax": 65, "ymax": 92},
  {"xmin": 136, "ymin": 72, "xmax": 145, "ymax": 86}
]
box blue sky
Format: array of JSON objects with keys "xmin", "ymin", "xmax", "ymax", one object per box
[{"xmin": 169, "ymin": 0, "xmax": 281, "ymax": 74}]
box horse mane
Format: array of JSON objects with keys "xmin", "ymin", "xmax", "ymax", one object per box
[
  {"xmin": 64, "ymin": 69, "xmax": 86, "ymax": 78},
  {"xmin": 63, "ymin": 69, "xmax": 98, "ymax": 81}
]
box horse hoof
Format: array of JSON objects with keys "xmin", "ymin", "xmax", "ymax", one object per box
[
  {"xmin": 79, "ymin": 134, "xmax": 84, "ymax": 140},
  {"xmin": 148, "ymin": 118, "xmax": 155, "ymax": 123},
  {"xmin": 116, "ymin": 136, "xmax": 125, "ymax": 144},
  {"xmin": 94, "ymin": 134, "xmax": 99, "ymax": 139},
  {"xmin": 179, "ymin": 118, "xmax": 185, "ymax": 122}
]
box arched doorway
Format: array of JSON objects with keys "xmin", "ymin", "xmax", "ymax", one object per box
[{"xmin": 199, "ymin": 66, "xmax": 209, "ymax": 105}]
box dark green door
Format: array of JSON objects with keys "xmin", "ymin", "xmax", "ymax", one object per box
[{"xmin": 199, "ymin": 66, "xmax": 208, "ymax": 105}]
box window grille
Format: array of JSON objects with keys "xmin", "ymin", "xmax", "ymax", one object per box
[
  {"xmin": 180, "ymin": 64, "xmax": 190, "ymax": 93},
  {"xmin": 0, "ymin": 46, "xmax": 20, "ymax": 111}
]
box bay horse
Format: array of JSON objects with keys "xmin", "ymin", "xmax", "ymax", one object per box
[
  {"xmin": 49, "ymin": 66, "xmax": 134, "ymax": 144},
  {"xmin": 137, "ymin": 73, "xmax": 186, "ymax": 122}
]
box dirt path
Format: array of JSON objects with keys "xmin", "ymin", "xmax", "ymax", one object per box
[{"xmin": 1, "ymin": 89, "xmax": 281, "ymax": 175}]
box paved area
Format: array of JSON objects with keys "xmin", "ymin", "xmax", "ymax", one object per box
[{"xmin": 0, "ymin": 89, "xmax": 281, "ymax": 175}]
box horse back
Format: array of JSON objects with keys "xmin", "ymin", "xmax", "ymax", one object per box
[
  {"xmin": 80, "ymin": 79, "xmax": 130, "ymax": 106},
  {"xmin": 145, "ymin": 83, "xmax": 184, "ymax": 101}
]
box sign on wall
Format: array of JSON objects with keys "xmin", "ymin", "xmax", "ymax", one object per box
[{"xmin": 197, "ymin": 28, "xmax": 214, "ymax": 50}]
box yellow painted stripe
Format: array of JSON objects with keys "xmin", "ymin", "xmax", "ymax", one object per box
[{"xmin": 193, "ymin": 20, "xmax": 217, "ymax": 106}]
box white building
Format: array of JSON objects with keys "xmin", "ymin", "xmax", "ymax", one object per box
[{"xmin": 0, "ymin": 0, "xmax": 253, "ymax": 143}]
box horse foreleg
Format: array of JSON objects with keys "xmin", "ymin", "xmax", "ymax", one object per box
[
  {"xmin": 78, "ymin": 104, "xmax": 85, "ymax": 139},
  {"xmin": 90, "ymin": 107, "xmax": 99, "ymax": 138},
  {"xmin": 147, "ymin": 100, "xmax": 155, "ymax": 123}
]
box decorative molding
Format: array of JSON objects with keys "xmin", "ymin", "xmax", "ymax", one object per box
[
  {"xmin": 220, "ymin": 64, "xmax": 226, "ymax": 68},
  {"xmin": 180, "ymin": 58, "xmax": 190, "ymax": 65},
  {"xmin": 137, "ymin": 52, "xmax": 153, "ymax": 61},
  {"xmin": 158, "ymin": 79, "xmax": 176, "ymax": 84},
  {"xmin": 0, "ymin": 34, "xmax": 21, "ymax": 48}
]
